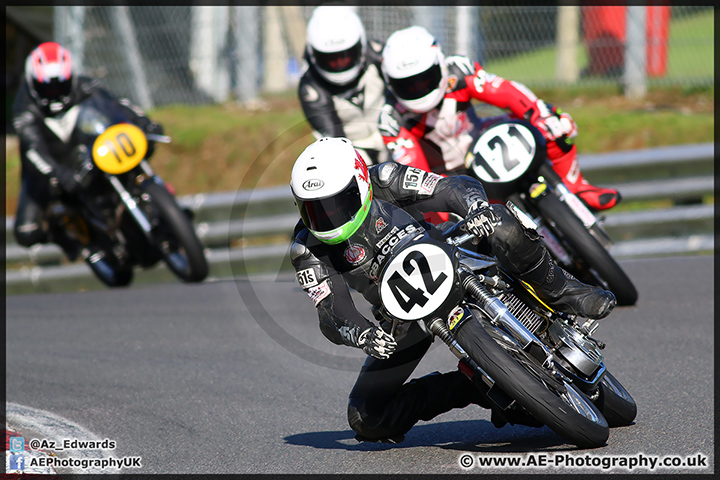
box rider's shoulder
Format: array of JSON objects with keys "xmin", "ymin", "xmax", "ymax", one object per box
[
  {"xmin": 372, "ymin": 161, "xmax": 402, "ymax": 187},
  {"xmin": 298, "ymin": 69, "xmax": 333, "ymax": 105},
  {"xmin": 76, "ymin": 75, "xmax": 102, "ymax": 94}
]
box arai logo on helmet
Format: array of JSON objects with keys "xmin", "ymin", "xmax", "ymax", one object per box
[
  {"xmin": 325, "ymin": 38, "xmax": 347, "ymax": 48},
  {"xmin": 302, "ymin": 179, "xmax": 325, "ymax": 191},
  {"xmin": 399, "ymin": 59, "xmax": 418, "ymax": 70}
]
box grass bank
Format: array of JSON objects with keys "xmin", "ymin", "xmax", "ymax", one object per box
[{"xmin": 4, "ymin": 86, "xmax": 714, "ymax": 216}]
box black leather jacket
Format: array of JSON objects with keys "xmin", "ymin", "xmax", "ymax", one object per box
[
  {"xmin": 298, "ymin": 40, "xmax": 388, "ymax": 163},
  {"xmin": 12, "ymin": 75, "xmax": 154, "ymax": 182},
  {"xmin": 290, "ymin": 161, "xmax": 489, "ymax": 347}
]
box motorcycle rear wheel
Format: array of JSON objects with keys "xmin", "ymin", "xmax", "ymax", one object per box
[
  {"xmin": 143, "ymin": 181, "xmax": 209, "ymax": 283},
  {"xmin": 535, "ymin": 191, "xmax": 638, "ymax": 306},
  {"xmin": 456, "ymin": 312, "xmax": 609, "ymax": 449}
]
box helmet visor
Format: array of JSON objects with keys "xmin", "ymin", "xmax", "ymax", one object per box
[
  {"xmin": 312, "ymin": 41, "xmax": 363, "ymax": 73},
  {"xmin": 32, "ymin": 76, "xmax": 72, "ymax": 103},
  {"xmin": 297, "ymin": 177, "xmax": 362, "ymax": 233},
  {"xmin": 388, "ymin": 63, "xmax": 442, "ymax": 101}
]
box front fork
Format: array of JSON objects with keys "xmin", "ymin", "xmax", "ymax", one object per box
[
  {"xmin": 536, "ymin": 163, "xmax": 614, "ymax": 249},
  {"xmin": 105, "ymin": 160, "xmax": 159, "ymax": 239}
]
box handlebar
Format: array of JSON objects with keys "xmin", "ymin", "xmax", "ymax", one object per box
[
  {"xmin": 146, "ymin": 133, "xmax": 172, "ymax": 143},
  {"xmin": 444, "ymin": 219, "xmax": 478, "ymax": 247}
]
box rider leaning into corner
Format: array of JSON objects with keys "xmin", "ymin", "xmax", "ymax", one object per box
[
  {"xmin": 298, "ymin": 4, "xmax": 389, "ymax": 166},
  {"xmin": 12, "ymin": 41, "xmax": 164, "ymax": 260},
  {"xmin": 378, "ymin": 26, "xmax": 621, "ymax": 212},
  {"xmin": 289, "ymin": 136, "xmax": 616, "ymax": 443}
]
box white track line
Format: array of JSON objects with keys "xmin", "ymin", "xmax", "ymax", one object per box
[{"xmin": 6, "ymin": 402, "xmax": 120, "ymax": 474}]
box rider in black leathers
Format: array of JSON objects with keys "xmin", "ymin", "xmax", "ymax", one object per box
[
  {"xmin": 12, "ymin": 42, "xmax": 163, "ymax": 259},
  {"xmin": 298, "ymin": 5, "xmax": 388, "ymax": 165},
  {"xmin": 289, "ymin": 137, "xmax": 616, "ymax": 442}
]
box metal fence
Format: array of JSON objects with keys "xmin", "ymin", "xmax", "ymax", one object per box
[
  {"xmin": 53, "ymin": 5, "xmax": 714, "ymax": 109},
  {"xmin": 5, "ymin": 143, "xmax": 714, "ymax": 295}
]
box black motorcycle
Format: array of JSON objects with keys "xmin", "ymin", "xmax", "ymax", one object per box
[
  {"xmin": 464, "ymin": 118, "xmax": 638, "ymax": 306},
  {"xmin": 376, "ymin": 218, "xmax": 636, "ymax": 448},
  {"xmin": 45, "ymin": 95, "xmax": 208, "ymax": 287}
]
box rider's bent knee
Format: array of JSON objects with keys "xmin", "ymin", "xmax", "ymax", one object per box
[{"xmin": 14, "ymin": 221, "xmax": 47, "ymax": 247}]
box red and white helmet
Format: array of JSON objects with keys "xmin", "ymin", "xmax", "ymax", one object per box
[
  {"xmin": 382, "ymin": 26, "xmax": 448, "ymax": 114},
  {"xmin": 290, "ymin": 137, "xmax": 373, "ymax": 244},
  {"xmin": 306, "ymin": 6, "xmax": 367, "ymax": 86},
  {"xmin": 25, "ymin": 42, "xmax": 74, "ymax": 114}
]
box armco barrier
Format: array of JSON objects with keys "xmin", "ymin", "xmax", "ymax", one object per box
[{"xmin": 4, "ymin": 143, "xmax": 714, "ymax": 294}]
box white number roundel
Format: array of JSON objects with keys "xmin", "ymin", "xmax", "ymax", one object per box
[
  {"xmin": 379, "ymin": 243, "xmax": 454, "ymax": 321},
  {"xmin": 471, "ymin": 123, "xmax": 536, "ymax": 183}
]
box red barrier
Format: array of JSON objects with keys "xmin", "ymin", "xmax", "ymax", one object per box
[{"xmin": 582, "ymin": 5, "xmax": 670, "ymax": 77}]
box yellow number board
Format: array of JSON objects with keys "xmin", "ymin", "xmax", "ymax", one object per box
[{"xmin": 92, "ymin": 123, "xmax": 148, "ymax": 174}]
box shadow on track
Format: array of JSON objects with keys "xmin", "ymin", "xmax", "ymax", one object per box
[{"xmin": 284, "ymin": 419, "xmax": 580, "ymax": 452}]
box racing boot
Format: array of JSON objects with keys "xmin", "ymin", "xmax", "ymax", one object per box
[
  {"xmin": 519, "ymin": 247, "xmax": 616, "ymax": 319},
  {"xmin": 551, "ymin": 146, "xmax": 621, "ymax": 211},
  {"xmin": 491, "ymin": 405, "xmax": 544, "ymax": 429}
]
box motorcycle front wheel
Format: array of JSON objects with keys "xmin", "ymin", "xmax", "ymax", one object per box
[
  {"xmin": 142, "ymin": 181, "xmax": 209, "ymax": 283},
  {"xmin": 84, "ymin": 245, "xmax": 133, "ymax": 287},
  {"xmin": 594, "ymin": 370, "xmax": 637, "ymax": 427},
  {"xmin": 456, "ymin": 311, "xmax": 609, "ymax": 449},
  {"xmin": 535, "ymin": 191, "xmax": 638, "ymax": 306}
]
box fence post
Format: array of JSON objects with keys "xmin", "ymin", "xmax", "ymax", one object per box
[
  {"xmin": 113, "ymin": 6, "xmax": 153, "ymax": 109},
  {"xmin": 624, "ymin": 6, "xmax": 647, "ymax": 99},
  {"xmin": 556, "ymin": 6, "xmax": 579, "ymax": 83},
  {"xmin": 234, "ymin": 6, "xmax": 260, "ymax": 104},
  {"xmin": 190, "ymin": 7, "xmax": 232, "ymax": 103},
  {"xmin": 263, "ymin": 6, "xmax": 289, "ymax": 92},
  {"xmin": 455, "ymin": 6, "xmax": 479, "ymax": 58},
  {"xmin": 54, "ymin": 7, "xmax": 87, "ymax": 73}
]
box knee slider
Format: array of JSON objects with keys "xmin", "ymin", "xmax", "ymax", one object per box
[{"xmin": 14, "ymin": 221, "xmax": 47, "ymax": 247}]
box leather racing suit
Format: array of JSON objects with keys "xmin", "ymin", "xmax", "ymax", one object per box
[
  {"xmin": 290, "ymin": 161, "xmax": 562, "ymax": 441},
  {"xmin": 12, "ymin": 75, "xmax": 158, "ymax": 250},
  {"xmin": 298, "ymin": 39, "xmax": 389, "ymax": 165},
  {"xmin": 378, "ymin": 55, "xmax": 619, "ymax": 210}
]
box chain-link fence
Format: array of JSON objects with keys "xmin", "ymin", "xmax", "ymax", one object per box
[{"xmin": 53, "ymin": 5, "xmax": 714, "ymax": 109}]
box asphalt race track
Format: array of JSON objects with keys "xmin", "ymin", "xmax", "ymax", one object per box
[{"xmin": 5, "ymin": 255, "xmax": 714, "ymax": 475}]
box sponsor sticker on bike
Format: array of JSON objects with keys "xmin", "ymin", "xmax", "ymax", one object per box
[{"xmin": 447, "ymin": 306, "xmax": 465, "ymax": 330}]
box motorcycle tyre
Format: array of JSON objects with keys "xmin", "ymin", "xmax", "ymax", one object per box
[
  {"xmin": 143, "ymin": 181, "xmax": 209, "ymax": 283},
  {"xmin": 594, "ymin": 371, "xmax": 637, "ymax": 427},
  {"xmin": 455, "ymin": 314, "xmax": 609, "ymax": 449},
  {"xmin": 84, "ymin": 249, "xmax": 133, "ymax": 287},
  {"xmin": 535, "ymin": 191, "xmax": 638, "ymax": 306}
]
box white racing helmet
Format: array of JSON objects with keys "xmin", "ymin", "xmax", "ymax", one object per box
[
  {"xmin": 290, "ymin": 137, "xmax": 373, "ymax": 244},
  {"xmin": 306, "ymin": 6, "xmax": 367, "ymax": 86},
  {"xmin": 381, "ymin": 26, "xmax": 448, "ymax": 114}
]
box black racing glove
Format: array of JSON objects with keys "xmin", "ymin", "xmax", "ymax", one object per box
[
  {"xmin": 465, "ymin": 200, "xmax": 500, "ymax": 240},
  {"xmin": 143, "ymin": 122, "xmax": 164, "ymax": 159},
  {"xmin": 53, "ymin": 165, "xmax": 81, "ymax": 195},
  {"xmin": 358, "ymin": 327, "xmax": 397, "ymax": 360},
  {"xmin": 145, "ymin": 121, "xmax": 164, "ymax": 136}
]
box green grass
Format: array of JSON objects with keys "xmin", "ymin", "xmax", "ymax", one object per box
[
  {"xmin": 5, "ymin": 8, "xmax": 714, "ymax": 215},
  {"xmin": 484, "ymin": 8, "xmax": 714, "ymax": 85}
]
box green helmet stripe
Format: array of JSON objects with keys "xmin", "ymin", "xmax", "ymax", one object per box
[{"xmin": 311, "ymin": 185, "xmax": 373, "ymax": 245}]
